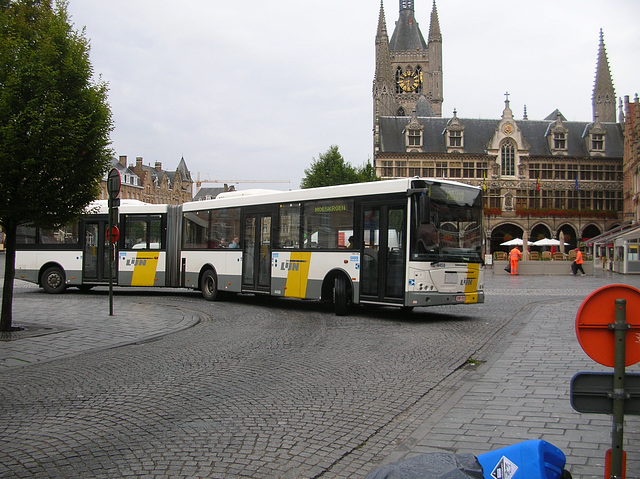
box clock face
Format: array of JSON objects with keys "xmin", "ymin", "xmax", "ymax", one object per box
[
  {"xmin": 398, "ymin": 71, "xmax": 419, "ymax": 92},
  {"xmin": 503, "ymin": 123, "xmax": 514, "ymax": 135}
]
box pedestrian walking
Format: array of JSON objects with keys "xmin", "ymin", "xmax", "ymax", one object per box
[
  {"xmin": 509, "ymin": 246, "xmax": 522, "ymax": 275},
  {"xmin": 572, "ymin": 248, "xmax": 585, "ymax": 275}
]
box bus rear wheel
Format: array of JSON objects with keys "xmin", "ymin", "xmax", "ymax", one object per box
[
  {"xmin": 333, "ymin": 276, "xmax": 350, "ymax": 316},
  {"xmin": 200, "ymin": 270, "xmax": 219, "ymax": 301},
  {"xmin": 42, "ymin": 266, "xmax": 66, "ymax": 294}
]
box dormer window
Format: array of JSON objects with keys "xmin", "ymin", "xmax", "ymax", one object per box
[
  {"xmin": 591, "ymin": 133, "xmax": 604, "ymax": 151},
  {"xmin": 408, "ymin": 128, "xmax": 421, "ymax": 147},
  {"xmin": 548, "ymin": 111, "xmax": 568, "ymax": 155},
  {"xmin": 405, "ymin": 109, "xmax": 424, "ymax": 151},
  {"xmin": 586, "ymin": 118, "xmax": 606, "ymax": 156},
  {"xmin": 449, "ymin": 130, "xmax": 462, "ymax": 147},
  {"xmin": 445, "ymin": 110, "xmax": 465, "ymax": 152}
]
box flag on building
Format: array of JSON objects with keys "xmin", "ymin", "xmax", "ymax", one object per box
[
  {"xmin": 536, "ymin": 177, "xmax": 540, "ymax": 192},
  {"xmin": 575, "ymin": 176, "xmax": 579, "ymax": 192},
  {"xmin": 482, "ymin": 173, "xmax": 487, "ymax": 191}
]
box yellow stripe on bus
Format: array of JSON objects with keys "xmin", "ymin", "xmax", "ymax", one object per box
[
  {"xmin": 464, "ymin": 263, "xmax": 479, "ymax": 303},
  {"xmin": 131, "ymin": 251, "xmax": 159, "ymax": 286},
  {"xmin": 284, "ymin": 251, "xmax": 312, "ymax": 298}
]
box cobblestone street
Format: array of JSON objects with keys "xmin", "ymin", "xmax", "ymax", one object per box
[{"xmin": 1, "ymin": 265, "xmax": 639, "ymax": 478}]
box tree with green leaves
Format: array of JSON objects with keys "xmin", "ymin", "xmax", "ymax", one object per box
[
  {"xmin": 300, "ymin": 145, "xmax": 379, "ymax": 189},
  {"xmin": 0, "ymin": 0, "xmax": 113, "ymax": 332}
]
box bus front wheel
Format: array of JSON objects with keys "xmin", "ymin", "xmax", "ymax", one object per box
[
  {"xmin": 200, "ymin": 270, "xmax": 219, "ymax": 301},
  {"xmin": 42, "ymin": 266, "xmax": 66, "ymax": 294},
  {"xmin": 333, "ymin": 276, "xmax": 350, "ymax": 316}
]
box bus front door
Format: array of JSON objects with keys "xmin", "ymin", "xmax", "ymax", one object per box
[
  {"xmin": 360, "ymin": 202, "xmax": 406, "ymax": 304},
  {"xmin": 83, "ymin": 220, "xmax": 115, "ymax": 283},
  {"xmin": 241, "ymin": 212, "xmax": 272, "ymax": 293}
]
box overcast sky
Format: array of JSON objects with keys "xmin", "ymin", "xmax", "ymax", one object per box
[{"xmin": 66, "ymin": 0, "xmax": 639, "ymax": 191}]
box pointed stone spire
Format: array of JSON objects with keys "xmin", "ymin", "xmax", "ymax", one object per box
[
  {"xmin": 428, "ymin": 0, "xmax": 441, "ymax": 42},
  {"xmin": 592, "ymin": 29, "xmax": 616, "ymax": 122},
  {"xmin": 373, "ymin": 0, "xmax": 397, "ymax": 118},
  {"xmin": 426, "ymin": 1, "xmax": 443, "ymax": 115},
  {"xmin": 376, "ymin": 0, "xmax": 389, "ymax": 39}
]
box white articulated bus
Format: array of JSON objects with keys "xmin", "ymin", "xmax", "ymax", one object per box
[{"xmin": 14, "ymin": 178, "xmax": 485, "ymax": 314}]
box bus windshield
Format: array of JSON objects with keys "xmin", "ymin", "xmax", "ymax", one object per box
[{"xmin": 410, "ymin": 182, "xmax": 483, "ymax": 263}]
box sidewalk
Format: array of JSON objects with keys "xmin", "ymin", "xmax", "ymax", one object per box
[
  {"xmin": 0, "ymin": 280, "xmax": 201, "ymax": 369},
  {"xmin": 374, "ymin": 270, "xmax": 640, "ymax": 479}
]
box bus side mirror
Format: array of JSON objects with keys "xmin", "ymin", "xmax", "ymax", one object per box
[{"xmin": 420, "ymin": 195, "xmax": 431, "ymax": 224}]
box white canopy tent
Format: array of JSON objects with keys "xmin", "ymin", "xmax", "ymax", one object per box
[
  {"xmin": 500, "ymin": 238, "xmax": 523, "ymax": 246},
  {"xmin": 530, "ymin": 238, "xmax": 569, "ymax": 247}
]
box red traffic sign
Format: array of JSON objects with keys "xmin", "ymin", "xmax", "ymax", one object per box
[
  {"xmin": 575, "ymin": 284, "xmax": 640, "ymax": 367},
  {"xmin": 106, "ymin": 225, "xmax": 120, "ymax": 243}
]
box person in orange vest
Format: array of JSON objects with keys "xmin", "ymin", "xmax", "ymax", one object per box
[
  {"xmin": 573, "ymin": 248, "xmax": 585, "ymax": 276},
  {"xmin": 509, "ymin": 246, "xmax": 522, "ymax": 275}
]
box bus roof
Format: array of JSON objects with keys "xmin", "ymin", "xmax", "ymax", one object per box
[
  {"xmin": 182, "ymin": 177, "xmax": 478, "ymax": 212},
  {"xmin": 87, "ymin": 200, "xmax": 169, "ymax": 215}
]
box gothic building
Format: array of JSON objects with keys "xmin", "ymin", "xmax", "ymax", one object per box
[
  {"xmin": 373, "ymin": 2, "xmax": 624, "ymax": 254},
  {"xmin": 99, "ymin": 155, "xmax": 193, "ymax": 205},
  {"xmin": 373, "ymin": 0, "xmax": 443, "ymax": 123}
]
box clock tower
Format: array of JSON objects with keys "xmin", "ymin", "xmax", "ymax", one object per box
[{"xmin": 373, "ymin": 0, "xmax": 443, "ymax": 122}]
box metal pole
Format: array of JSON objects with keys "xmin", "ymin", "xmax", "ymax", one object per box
[
  {"xmin": 610, "ymin": 298, "xmax": 627, "ymax": 478},
  {"xmin": 108, "ymin": 177, "xmax": 114, "ymax": 316}
]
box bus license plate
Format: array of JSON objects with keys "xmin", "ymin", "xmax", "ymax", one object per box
[{"xmin": 456, "ymin": 295, "xmax": 466, "ymax": 302}]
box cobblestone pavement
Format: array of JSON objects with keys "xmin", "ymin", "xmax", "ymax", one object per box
[{"xmin": 0, "ymin": 263, "xmax": 639, "ymax": 478}]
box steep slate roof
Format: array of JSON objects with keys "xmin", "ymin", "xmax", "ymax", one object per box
[
  {"xmin": 389, "ymin": 5, "xmax": 427, "ymax": 52},
  {"xmin": 378, "ymin": 116, "xmax": 624, "ymax": 157},
  {"xmin": 176, "ymin": 156, "xmax": 192, "ymax": 182},
  {"xmin": 415, "ymin": 95, "xmax": 436, "ymax": 117}
]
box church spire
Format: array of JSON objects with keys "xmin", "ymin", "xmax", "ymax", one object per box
[
  {"xmin": 592, "ymin": 29, "xmax": 616, "ymax": 123},
  {"xmin": 373, "ymin": 1, "xmax": 398, "ymax": 119},
  {"xmin": 428, "ymin": 0, "xmax": 441, "ymax": 42}
]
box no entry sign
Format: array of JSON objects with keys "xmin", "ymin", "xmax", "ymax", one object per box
[
  {"xmin": 106, "ymin": 225, "xmax": 120, "ymax": 244},
  {"xmin": 575, "ymin": 284, "xmax": 640, "ymax": 367}
]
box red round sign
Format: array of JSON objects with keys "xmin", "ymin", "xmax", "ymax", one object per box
[
  {"xmin": 575, "ymin": 284, "xmax": 640, "ymax": 367},
  {"xmin": 106, "ymin": 225, "xmax": 120, "ymax": 243}
]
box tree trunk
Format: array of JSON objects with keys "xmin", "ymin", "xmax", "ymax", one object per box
[{"xmin": 1, "ymin": 222, "xmax": 17, "ymax": 332}]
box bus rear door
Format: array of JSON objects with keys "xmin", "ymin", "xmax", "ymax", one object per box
[{"xmin": 82, "ymin": 219, "xmax": 114, "ymax": 284}]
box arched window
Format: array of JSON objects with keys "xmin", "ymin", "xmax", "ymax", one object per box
[
  {"xmin": 501, "ymin": 141, "xmax": 515, "ymax": 176},
  {"xmin": 395, "ymin": 67, "xmax": 403, "ymax": 94}
]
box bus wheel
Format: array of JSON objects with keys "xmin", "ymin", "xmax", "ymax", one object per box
[
  {"xmin": 333, "ymin": 276, "xmax": 350, "ymax": 316},
  {"xmin": 200, "ymin": 270, "xmax": 218, "ymax": 301},
  {"xmin": 42, "ymin": 267, "xmax": 66, "ymax": 294}
]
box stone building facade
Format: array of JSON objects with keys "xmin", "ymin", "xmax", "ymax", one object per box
[
  {"xmin": 373, "ymin": 1, "xmax": 625, "ymax": 254},
  {"xmin": 373, "ymin": 0, "xmax": 443, "ymax": 122},
  {"xmin": 623, "ymin": 95, "xmax": 640, "ymax": 223},
  {"xmin": 99, "ymin": 155, "xmax": 193, "ymax": 205}
]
